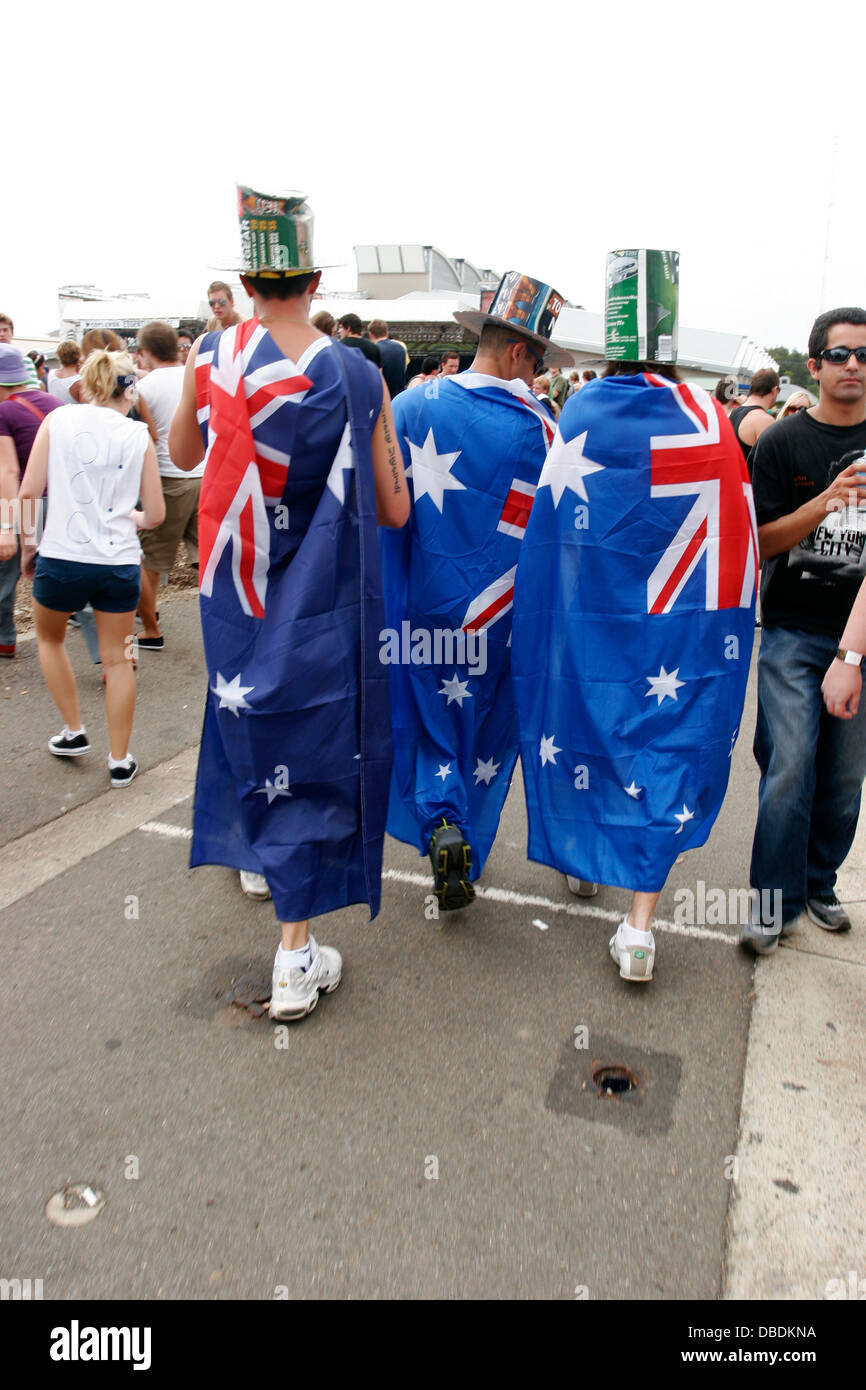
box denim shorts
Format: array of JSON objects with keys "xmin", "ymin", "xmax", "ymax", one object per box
[{"xmin": 33, "ymin": 556, "xmax": 141, "ymax": 614}]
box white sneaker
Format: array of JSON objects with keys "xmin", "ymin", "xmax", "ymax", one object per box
[
  {"xmin": 239, "ymin": 870, "xmax": 271, "ymax": 900},
  {"xmin": 609, "ymin": 918, "xmax": 655, "ymax": 982},
  {"xmin": 566, "ymin": 875, "xmax": 598, "ymax": 897},
  {"xmin": 268, "ymin": 936, "xmax": 342, "ymax": 1021}
]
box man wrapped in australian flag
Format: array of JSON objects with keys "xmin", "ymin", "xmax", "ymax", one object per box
[
  {"xmin": 168, "ymin": 188, "xmax": 408, "ymax": 1023},
  {"xmin": 512, "ymin": 336, "xmax": 758, "ymax": 983},
  {"xmin": 380, "ymin": 271, "xmax": 570, "ymax": 910}
]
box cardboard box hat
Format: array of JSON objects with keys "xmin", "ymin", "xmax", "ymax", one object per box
[
  {"xmin": 453, "ymin": 271, "xmax": 573, "ymax": 368},
  {"xmin": 217, "ymin": 186, "xmax": 340, "ymax": 276}
]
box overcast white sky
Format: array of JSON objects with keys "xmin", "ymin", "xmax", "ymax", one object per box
[{"xmin": 4, "ymin": 0, "xmax": 862, "ymax": 353}]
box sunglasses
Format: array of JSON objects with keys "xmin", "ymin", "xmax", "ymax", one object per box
[
  {"xmin": 818, "ymin": 346, "xmax": 866, "ymax": 365},
  {"xmin": 785, "ymin": 405, "xmax": 806, "ymax": 413},
  {"xmin": 507, "ymin": 337, "xmax": 544, "ymax": 372},
  {"xmin": 208, "ymin": 298, "xmax": 228, "ymax": 309}
]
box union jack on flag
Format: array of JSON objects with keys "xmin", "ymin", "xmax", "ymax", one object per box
[{"xmin": 195, "ymin": 320, "xmax": 315, "ymax": 617}]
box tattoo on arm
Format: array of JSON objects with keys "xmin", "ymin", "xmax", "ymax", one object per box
[{"xmin": 383, "ymin": 411, "xmax": 402, "ymax": 494}]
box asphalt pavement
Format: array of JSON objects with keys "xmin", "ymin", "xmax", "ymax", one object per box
[{"xmin": 0, "ymin": 589, "xmax": 862, "ymax": 1300}]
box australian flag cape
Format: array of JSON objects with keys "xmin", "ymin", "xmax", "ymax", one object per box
[
  {"xmin": 512, "ymin": 372, "xmax": 758, "ymax": 892},
  {"xmin": 380, "ymin": 372, "xmax": 553, "ymax": 874},
  {"xmin": 189, "ymin": 322, "xmax": 391, "ymax": 921}
]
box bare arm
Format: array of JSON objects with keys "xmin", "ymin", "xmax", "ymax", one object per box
[
  {"xmin": 371, "ymin": 390, "xmax": 409, "ymax": 528},
  {"xmin": 136, "ymin": 392, "xmax": 159, "ymax": 444},
  {"xmin": 129, "ymin": 440, "xmax": 166, "ymax": 530},
  {"xmin": 0, "ymin": 437, "xmax": 19, "ymax": 560},
  {"xmin": 759, "ymin": 460, "xmax": 866, "ymax": 560},
  {"xmin": 739, "ymin": 410, "xmax": 774, "ymax": 449},
  {"xmin": 822, "ymin": 572, "xmax": 866, "ymax": 719},
  {"xmin": 168, "ymin": 339, "xmax": 206, "ymax": 471}
]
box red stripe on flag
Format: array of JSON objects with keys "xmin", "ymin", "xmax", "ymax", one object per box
[
  {"xmin": 499, "ymin": 487, "xmax": 534, "ymax": 531},
  {"xmin": 238, "ymin": 492, "xmax": 265, "ymax": 619},
  {"xmin": 650, "ymin": 515, "xmax": 707, "ymax": 615},
  {"xmin": 246, "ymin": 374, "xmax": 313, "ymax": 417},
  {"xmin": 462, "ymin": 586, "xmax": 514, "ymax": 633}
]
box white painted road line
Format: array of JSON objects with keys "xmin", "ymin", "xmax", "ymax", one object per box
[{"xmin": 139, "ymin": 821, "xmax": 193, "ymax": 840}]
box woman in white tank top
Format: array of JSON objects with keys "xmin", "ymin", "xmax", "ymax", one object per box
[{"xmin": 18, "ymin": 350, "xmax": 164, "ymax": 787}]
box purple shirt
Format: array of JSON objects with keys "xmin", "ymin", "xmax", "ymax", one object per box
[{"xmin": 0, "ymin": 389, "xmax": 60, "ymax": 478}]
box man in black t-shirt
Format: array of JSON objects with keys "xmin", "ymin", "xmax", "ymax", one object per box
[
  {"xmin": 335, "ymin": 314, "xmax": 382, "ymax": 369},
  {"xmin": 740, "ymin": 308, "xmax": 866, "ymax": 954}
]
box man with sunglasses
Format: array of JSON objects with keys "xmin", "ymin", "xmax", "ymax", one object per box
[
  {"xmin": 205, "ymin": 281, "xmax": 243, "ymax": 333},
  {"xmin": 740, "ymin": 308, "xmax": 866, "ymax": 954},
  {"xmin": 379, "ymin": 272, "xmax": 570, "ymax": 910}
]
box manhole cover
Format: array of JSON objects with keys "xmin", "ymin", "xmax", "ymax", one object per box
[
  {"xmin": 45, "ymin": 1183, "xmax": 106, "ymax": 1227},
  {"xmin": 592, "ymin": 1064, "xmax": 639, "ymax": 1096}
]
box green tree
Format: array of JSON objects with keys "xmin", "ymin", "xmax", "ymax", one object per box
[{"xmin": 766, "ymin": 346, "xmax": 812, "ymax": 390}]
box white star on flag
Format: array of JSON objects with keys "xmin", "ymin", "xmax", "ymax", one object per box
[
  {"xmin": 326, "ymin": 421, "xmax": 354, "ymax": 504},
  {"xmin": 474, "ymin": 757, "xmax": 500, "ymax": 786},
  {"xmin": 211, "ymin": 671, "xmax": 254, "ymax": 717},
  {"xmin": 406, "ymin": 428, "xmax": 465, "ymax": 511},
  {"xmin": 438, "ymin": 673, "xmax": 472, "ymax": 706},
  {"xmin": 435, "ymin": 763, "xmax": 452, "ymax": 782},
  {"xmin": 624, "ymin": 782, "xmax": 643, "ymax": 798},
  {"xmin": 256, "ymin": 778, "xmax": 292, "ymax": 805},
  {"xmin": 729, "ymin": 729, "xmax": 738, "ymax": 758},
  {"xmin": 538, "ymin": 428, "xmax": 605, "ymax": 508},
  {"xmin": 645, "ymin": 665, "xmax": 685, "ymax": 706},
  {"xmin": 674, "ymin": 804, "xmax": 695, "ymax": 834},
  {"xmin": 539, "ymin": 733, "xmax": 561, "ymax": 767}
]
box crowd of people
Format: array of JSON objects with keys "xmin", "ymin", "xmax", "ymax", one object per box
[{"xmin": 3, "ymin": 192, "xmax": 866, "ymax": 1019}]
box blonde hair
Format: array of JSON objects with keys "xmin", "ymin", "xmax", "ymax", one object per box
[
  {"xmin": 80, "ymin": 328, "xmax": 125, "ymax": 357},
  {"xmin": 79, "ymin": 349, "xmax": 136, "ymax": 405},
  {"xmin": 776, "ymin": 390, "xmax": 811, "ymax": 420}
]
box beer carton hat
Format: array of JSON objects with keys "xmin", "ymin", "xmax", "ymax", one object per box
[
  {"xmin": 0, "ymin": 345, "xmax": 31, "ymax": 387},
  {"xmin": 453, "ymin": 271, "xmax": 573, "ymax": 368},
  {"xmin": 604, "ymin": 249, "xmax": 680, "ymax": 363},
  {"xmin": 219, "ymin": 186, "xmax": 340, "ymax": 277}
]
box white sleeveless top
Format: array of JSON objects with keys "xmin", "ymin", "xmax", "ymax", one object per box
[{"xmin": 40, "ymin": 404, "xmax": 149, "ymax": 566}]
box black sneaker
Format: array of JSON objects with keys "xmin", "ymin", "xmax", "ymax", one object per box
[
  {"xmin": 429, "ymin": 819, "xmax": 475, "ymax": 912},
  {"xmin": 49, "ymin": 730, "xmax": 90, "ymax": 757},
  {"xmin": 135, "ymin": 635, "xmax": 164, "ymax": 651},
  {"xmin": 109, "ymin": 758, "xmax": 138, "ymax": 789},
  {"xmin": 806, "ymin": 894, "xmax": 852, "ymax": 932}
]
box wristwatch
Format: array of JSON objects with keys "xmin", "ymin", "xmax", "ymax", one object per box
[{"xmin": 836, "ymin": 648, "xmax": 864, "ymax": 666}]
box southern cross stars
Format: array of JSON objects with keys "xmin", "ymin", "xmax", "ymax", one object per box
[
  {"xmin": 406, "ymin": 428, "xmax": 465, "ymax": 511},
  {"xmin": 624, "ymin": 782, "xmax": 642, "ymax": 798},
  {"xmin": 674, "ymin": 804, "xmax": 695, "ymax": 834},
  {"xmin": 539, "ymin": 733, "xmax": 561, "ymax": 767},
  {"xmin": 474, "ymin": 756, "xmax": 500, "ymax": 786},
  {"xmin": 438, "ymin": 674, "xmax": 472, "ymax": 706},
  {"xmin": 645, "ymin": 665, "xmax": 685, "ymax": 706},
  {"xmin": 436, "ymin": 763, "xmax": 452, "ymax": 782},
  {"xmin": 211, "ymin": 671, "xmax": 254, "ymax": 717},
  {"xmin": 538, "ymin": 428, "xmax": 605, "ymax": 508}
]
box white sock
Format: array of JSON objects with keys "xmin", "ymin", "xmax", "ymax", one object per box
[
  {"xmin": 619, "ymin": 919, "xmax": 654, "ymax": 945},
  {"xmin": 276, "ymin": 941, "xmax": 312, "ymax": 973},
  {"xmin": 66, "ymin": 726, "xmax": 86, "ymax": 739},
  {"xmin": 108, "ymin": 753, "xmax": 133, "ymax": 769}
]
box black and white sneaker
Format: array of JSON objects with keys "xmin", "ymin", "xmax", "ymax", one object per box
[
  {"xmin": 429, "ymin": 819, "xmax": 475, "ymax": 911},
  {"xmin": 49, "ymin": 729, "xmax": 90, "ymax": 757},
  {"xmin": 135, "ymin": 635, "xmax": 164, "ymax": 651},
  {"xmin": 806, "ymin": 894, "xmax": 852, "ymax": 933},
  {"xmin": 109, "ymin": 758, "xmax": 138, "ymax": 789}
]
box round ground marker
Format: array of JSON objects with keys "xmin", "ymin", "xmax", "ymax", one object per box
[{"xmin": 45, "ymin": 1183, "xmax": 106, "ymax": 1227}]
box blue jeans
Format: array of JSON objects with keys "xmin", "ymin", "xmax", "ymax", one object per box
[
  {"xmin": 0, "ymin": 544, "xmax": 20, "ymax": 645},
  {"xmin": 750, "ymin": 625, "xmax": 866, "ymax": 923}
]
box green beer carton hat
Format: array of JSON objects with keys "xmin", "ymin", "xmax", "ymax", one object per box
[
  {"xmin": 219, "ymin": 186, "xmax": 340, "ymax": 277},
  {"xmin": 454, "ymin": 270, "xmax": 573, "ymax": 369},
  {"xmin": 604, "ymin": 249, "xmax": 679, "ymax": 363}
]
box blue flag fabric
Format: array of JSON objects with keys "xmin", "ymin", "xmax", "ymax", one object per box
[
  {"xmin": 380, "ymin": 372, "xmax": 553, "ymax": 873},
  {"xmin": 189, "ymin": 326, "xmax": 392, "ymax": 921},
  {"xmin": 512, "ymin": 372, "xmax": 758, "ymax": 892}
]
